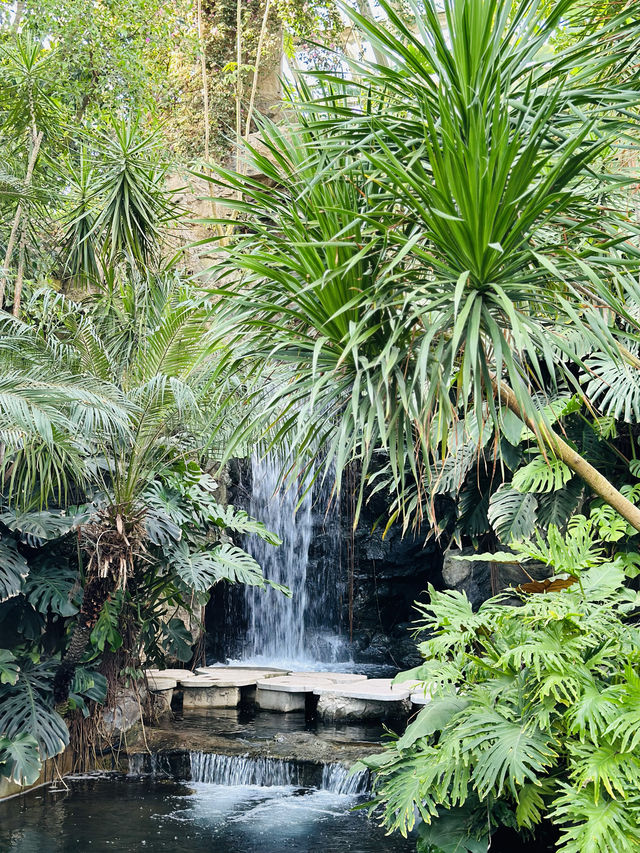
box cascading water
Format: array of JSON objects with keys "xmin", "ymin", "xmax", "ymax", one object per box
[
  {"xmin": 242, "ymin": 452, "xmax": 314, "ymax": 663},
  {"xmin": 189, "ymin": 752, "xmax": 370, "ymax": 794},
  {"xmin": 239, "ymin": 452, "xmax": 349, "ymax": 666}
]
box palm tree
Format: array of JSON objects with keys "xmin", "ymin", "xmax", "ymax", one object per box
[
  {"xmin": 19, "ymin": 274, "xmax": 221, "ymax": 701},
  {"xmin": 202, "ymin": 0, "xmax": 640, "ymax": 533}
]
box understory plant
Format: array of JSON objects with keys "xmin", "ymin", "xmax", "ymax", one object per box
[
  {"xmin": 0, "ymin": 275, "xmax": 285, "ymax": 787},
  {"xmin": 363, "ymin": 520, "xmax": 640, "ymax": 852}
]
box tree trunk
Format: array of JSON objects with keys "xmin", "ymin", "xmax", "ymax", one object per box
[
  {"xmin": 53, "ymin": 575, "xmax": 114, "ymax": 704},
  {"xmin": 245, "ymin": 0, "xmax": 271, "ymax": 139},
  {"xmin": 355, "ymin": 0, "xmax": 389, "ymax": 67},
  {"xmin": 197, "ymin": 0, "xmax": 210, "ymax": 163},
  {"xmin": 497, "ymin": 381, "xmax": 640, "ymax": 533},
  {"xmin": 236, "ymin": 0, "xmax": 243, "ymax": 173},
  {"xmin": 12, "ymin": 224, "xmax": 26, "ymax": 317},
  {"xmin": 0, "ymin": 130, "xmax": 43, "ymax": 309}
]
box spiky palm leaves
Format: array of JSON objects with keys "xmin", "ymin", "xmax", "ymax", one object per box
[{"xmin": 203, "ymin": 0, "xmax": 640, "ymax": 531}]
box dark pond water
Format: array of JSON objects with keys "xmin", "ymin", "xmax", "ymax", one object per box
[
  {"xmin": 167, "ymin": 706, "xmax": 386, "ymax": 743},
  {"xmin": 0, "ymin": 775, "xmax": 416, "ymax": 853}
]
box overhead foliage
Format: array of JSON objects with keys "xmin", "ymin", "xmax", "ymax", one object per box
[{"xmin": 203, "ymin": 0, "xmax": 640, "ymax": 535}]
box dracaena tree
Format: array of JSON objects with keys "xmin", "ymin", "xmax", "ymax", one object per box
[{"xmin": 202, "ymin": 0, "xmax": 640, "ymax": 536}]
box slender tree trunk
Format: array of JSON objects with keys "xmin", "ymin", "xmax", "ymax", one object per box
[
  {"xmin": 10, "ymin": 0, "xmax": 25, "ymax": 33},
  {"xmin": 0, "ymin": 130, "xmax": 43, "ymax": 309},
  {"xmin": 197, "ymin": 0, "xmax": 210, "ymax": 163},
  {"xmin": 497, "ymin": 380, "xmax": 640, "ymax": 533},
  {"xmin": 355, "ymin": 0, "xmax": 389, "ymax": 67},
  {"xmin": 245, "ymin": 0, "xmax": 271, "ymax": 139},
  {"xmin": 236, "ymin": 0, "xmax": 243, "ymax": 174},
  {"xmin": 53, "ymin": 575, "xmax": 114, "ymax": 704},
  {"xmin": 12, "ymin": 224, "xmax": 26, "ymax": 317}
]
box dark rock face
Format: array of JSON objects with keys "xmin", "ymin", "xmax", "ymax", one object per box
[{"xmin": 346, "ymin": 514, "xmax": 441, "ymax": 668}]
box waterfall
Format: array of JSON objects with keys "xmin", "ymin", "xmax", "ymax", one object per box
[
  {"xmin": 240, "ymin": 451, "xmax": 349, "ymax": 666},
  {"xmin": 243, "ymin": 452, "xmax": 314, "ymax": 663},
  {"xmin": 190, "ymin": 753, "xmax": 301, "ymax": 787},
  {"xmin": 320, "ymin": 763, "xmax": 370, "ymax": 795},
  {"xmin": 189, "ymin": 752, "xmax": 370, "ymax": 794}
]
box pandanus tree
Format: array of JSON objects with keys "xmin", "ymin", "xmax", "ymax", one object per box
[{"xmin": 203, "ymin": 0, "xmax": 640, "ymax": 534}]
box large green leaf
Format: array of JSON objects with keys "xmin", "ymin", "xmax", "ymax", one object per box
[
  {"xmin": 397, "ymin": 696, "xmax": 470, "ymax": 749},
  {"xmin": 171, "ymin": 541, "xmax": 289, "ymax": 595},
  {"xmin": 209, "ymin": 543, "xmax": 290, "ymax": 594},
  {"xmin": 0, "ymin": 649, "xmax": 19, "ymax": 685},
  {"xmin": 488, "ymin": 486, "xmax": 538, "ymax": 543},
  {"xmin": 0, "ymin": 536, "xmax": 28, "ymax": 602},
  {"xmin": 459, "ymin": 712, "xmax": 557, "ymax": 798},
  {"xmin": 417, "ymin": 805, "xmax": 488, "ymax": 853},
  {"xmin": 536, "ymin": 478, "xmax": 583, "ymax": 529},
  {"xmin": 512, "ymin": 456, "xmax": 573, "ymax": 494},
  {"xmin": 0, "ymin": 509, "xmax": 75, "ymax": 546},
  {"xmin": 24, "ymin": 559, "xmax": 78, "ymax": 616},
  {"xmin": 0, "ymin": 660, "xmax": 69, "ymax": 760},
  {"xmin": 206, "ymin": 503, "xmax": 281, "ymax": 546},
  {"xmin": 161, "ymin": 617, "xmax": 194, "ymax": 662},
  {"xmin": 0, "ymin": 733, "xmax": 42, "ymax": 786}
]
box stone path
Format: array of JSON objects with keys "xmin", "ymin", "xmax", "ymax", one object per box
[{"xmin": 144, "ymin": 666, "xmax": 428, "ymax": 719}]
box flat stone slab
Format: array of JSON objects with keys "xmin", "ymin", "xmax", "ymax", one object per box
[
  {"xmin": 147, "ymin": 675, "xmax": 177, "ymax": 691},
  {"xmin": 313, "ymin": 679, "xmax": 411, "ymax": 701},
  {"xmin": 410, "ymin": 685, "xmax": 432, "ymax": 705},
  {"xmin": 200, "ymin": 665, "xmax": 291, "ymax": 673},
  {"xmin": 256, "ymin": 675, "xmax": 337, "ymax": 693},
  {"xmin": 179, "ymin": 676, "xmax": 221, "ymax": 688},
  {"xmin": 194, "ymin": 668, "xmax": 286, "ymax": 686},
  {"xmin": 146, "ymin": 669, "xmax": 195, "ymax": 680},
  {"xmin": 291, "ymin": 672, "xmax": 368, "ymax": 684}
]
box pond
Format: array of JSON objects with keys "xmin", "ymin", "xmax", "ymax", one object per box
[{"xmin": 0, "ymin": 774, "xmax": 416, "ymax": 853}]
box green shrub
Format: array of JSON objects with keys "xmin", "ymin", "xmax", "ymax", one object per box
[{"xmin": 364, "ymin": 524, "xmax": 640, "ymax": 852}]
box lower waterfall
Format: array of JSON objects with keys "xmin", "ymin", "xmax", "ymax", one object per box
[{"xmin": 188, "ymin": 752, "xmax": 369, "ymax": 794}]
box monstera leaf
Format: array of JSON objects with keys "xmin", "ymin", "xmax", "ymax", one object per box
[
  {"xmin": 0, "ymin": 733, "xmax": 42, "ymax": 786},
  {"xmin": 208, "ymin": 543, "xmax": 289, "ymax": 593},
  {"xmin": 488, "ymin": 486, "xmax": 538, "ymax": 543},
  {"xmin": 512, "ymin": 455, "xmax": 573, "ymax": 494},
  {"xmin": 161, "ymin": 617, "xmax": 194, "ymax": 662},
  {"xmin": 24, "ymin": 558, "xmax": 78, "ymax": 616},
  {"xmin": 144, "ymin": 503, "xmax": 182, "ymax": 546},
  {"xmin": 171, "ymin": 541, "xmax": 289, "ymax": 595},
  {"xmin": 206, "ymin": 503, "xmax": 281, "ymax": 545},
  {"xmin": 0, "ymin": 660, "xmax": 68, "ymax": 761},
  {"xmin": 0, "ymin": 536, "xmax": 28, "ymax": 602},
  {"xmin": 0, "ymin": 508, "xmax": 75, "ymax": 546},
  {"xmin": 417, "ymin": 805, "xmax": 488, "ymax": 853},
  {"xmin": 0, "ymin": 649, "xmax": 19, "ymax": 685},
  {"xmin": 67, "ymin": 666, "xmax": 108, "ymax": 716}
]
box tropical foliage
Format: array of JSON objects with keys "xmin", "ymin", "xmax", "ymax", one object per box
[
  {"xmin": 204, "ymin": 0, "xmax": 640, "ymax": 537},
  {"xmin": 363, "ymin": 522, "xmax": 640, "ymax": 853}
]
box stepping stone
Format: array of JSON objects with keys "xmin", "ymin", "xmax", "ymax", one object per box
[
  {"xmin": 256, "ymin": 674, "xmax": 337, "ymax": 712},
  {"xmin": 192, "ymin": 668, "xmax": 290, "ymax": 705},
  {"xmin": 410, "ymin": 684, "xmax": 432, "ymax": 706},
  {"xmin": 177, "ymin": 674, "xmax": 240, "ymax": 709},
  {"xmin": 146, "ymin": 674, "xmax": 177, "ymax": 691},
  {"xmin": 146, "ymin": 668, "xmax": 195, "ymax": 680},
  {"xmin": 291, "ymin": 671, "xmax": 368, "ymax": 684},
  {"xmin": 195, "ymin": 667, "xmax": 287, "ymax": 681},
  {"xmin": 313, "ymin": 679, "xmax": 412, "ymax": 722},
  {"xmin": 179, "ymin": 670, "xmax": 289, "ymax": 709},
  {"xmin": 198, "ymin": 665, "xmax": 291, "ymax": 674},
  {"xmin": 146, "ymin": 674, "xmax": 177, "ymax": 712}
]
